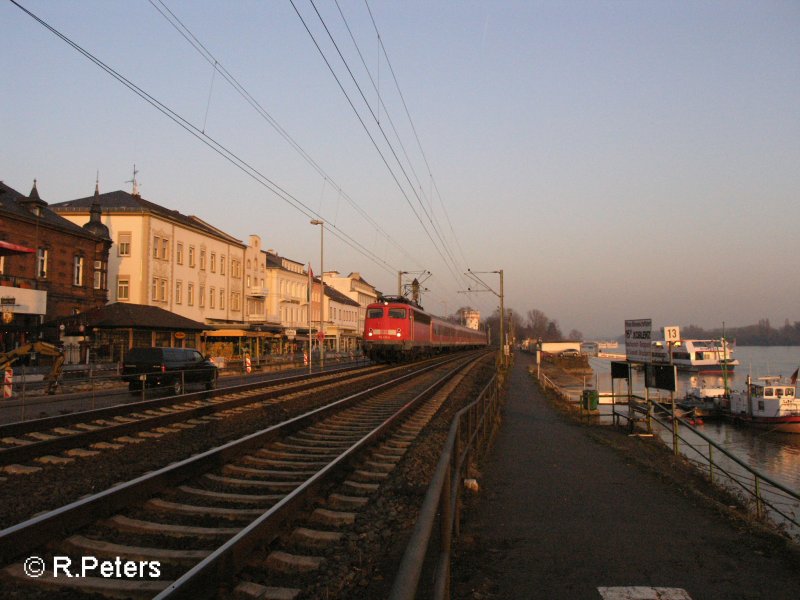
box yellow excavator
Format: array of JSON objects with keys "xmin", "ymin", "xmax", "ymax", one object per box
[{"xmin": 0, "ymin": 342, "xmax": 65, "ymax": 395}]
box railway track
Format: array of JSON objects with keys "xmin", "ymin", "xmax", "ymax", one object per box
[
  {"xmin": 0, "ymin": 364, "xmax": 384, "ymax": 471},
  {"xmin": 0, "ymin": 352, "xmax": 488, "ymax": 598}
]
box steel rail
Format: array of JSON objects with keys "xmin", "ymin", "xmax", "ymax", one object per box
[
  {"xmin": 0, "ymin": 363, "xmax": 366, "ymax": 438},
  {"xmin": 0, "ymin": 365, "xmax": 379, "ymax": 465},
  {"xmin": 0, "ymin": 357, "xmax": 456, "ymax": 565},
  {"xmin": 156, "ymin": 354, "xmax": 481, "ymax": 599}
]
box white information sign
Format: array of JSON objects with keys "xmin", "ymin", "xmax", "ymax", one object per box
[
  {"xmin": 624, "ymin": 319, "xmax": 652, "ymax": 363},
  {"xmin": 663, "ymin": 326, "xmax": 681, "ymax": 343}
]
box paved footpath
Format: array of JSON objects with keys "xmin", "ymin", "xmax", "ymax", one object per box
[{"xmin": 454, "ymin": 353, "xmax": 800, "ymax": 600}]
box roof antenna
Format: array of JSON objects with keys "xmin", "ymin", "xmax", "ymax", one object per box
[{"xmin": 125, "ymin": 164, "xmax": 140, "ymax": 196}]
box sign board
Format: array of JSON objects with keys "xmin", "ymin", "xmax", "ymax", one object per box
[
  {"xmin": 624, "ymin": 319, "xmax": 652, "ymax": 363},
  {"xmin": 663, "ymin": 326, "xmax": 680, "ymax": 343},
  {"xmin": 645, "ymin": 364, "xmax": 677, "ymax": 392},
  {"xmin": 610, "ymin": 361, "xmax": 630, "ymax": 380},
  {"xmin": 285, "ymin": 329, "xmax": 297, "ymax": 340}
]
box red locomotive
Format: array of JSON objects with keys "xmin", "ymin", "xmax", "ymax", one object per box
[{"xmin": 362, "ymin": 296, "xmax": 488, "ymax": 362}]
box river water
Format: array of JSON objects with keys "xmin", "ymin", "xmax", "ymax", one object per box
[{"xmin": 588, "ymin": 346, "xmax": 800, "ymax": 536}]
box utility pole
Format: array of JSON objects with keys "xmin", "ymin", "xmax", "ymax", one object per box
[
  {"xmin": 310, "ymin": 220, "xmax": 324, "ymax": 369},
  {"xmin": 463, "ymin": 268, "xmax": 506, "ymax": 367}
]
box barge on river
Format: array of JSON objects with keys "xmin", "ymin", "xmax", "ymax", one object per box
[{"xmin": 728, "ymin": 375, "xmax": 800, "ymax": 434}]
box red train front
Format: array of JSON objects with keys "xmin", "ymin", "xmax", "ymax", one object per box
[{"xmin": 362, "ymin": 296, "xmax": 487, "ymax": 362}]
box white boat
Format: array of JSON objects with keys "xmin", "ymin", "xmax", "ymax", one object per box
[
  {"xmin": 680, "ymin": 376, "xmax": 730, "ymax": 417},
  {"xmin": 651, "ymin": 339, "xmax": 739, "ymax": 372},
  {"xmin": 728, "ymin": 376, "xmax": 800, "ymax": 434}
]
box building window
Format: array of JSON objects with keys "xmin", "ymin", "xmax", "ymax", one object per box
[
  {"xmin": 117, "ymin": 277, "xmax": 129, "ymax": 301},
  {"xmin": 246, "ymin": 275, "xmax": 251, "ymax": 289},
  {"xmin": 189, "ymin": 246, "xmax": 195, "ymax": 268},
  {"xmin": 176, "ymin": 243, "xmax": 184, "ymax": 265},
  {"xmin": 188, "ymin": 283, "xmax": 194, "ymax": 306},
  {"xmin": 37, "ymin": 248, "xmax": 48, "ymax": 278},
  {"xmin": 210, "ymin": 252, "xmax": 216, "ymax": 273},
  {"xmin": 118, "ymin": 232, "xmax": 131, "ymax": 256},
  {"xmin": 199, "ymin": 285, "xmax": 205, "ymax": 308},
  {"xmin": 93, "ymin": 259, "xmax": 107, "ymax": 290},
  {"xmin": 220, "ymin": 255, "xmax": 226, "ymax": 275},
  {"xmin": 175, "ymin": 280, "xmax": 183, "ymax": 304},
  {"xmin": 153, "ymin": 236, "xmax": 160, "ymax": 259},
  {"xmin": 73, "ymin": 256, "xmax": 84, "ymax": 286},
  {"xmin": 161, "ymin": 238, "xmax": 169, "ymax": 260},
  {"xmin": 210, "ymin": 287, "xmax": 215, "ymax": 309},
  {"xmin": 200, "ymin": 249, "xmax": 206, "ymax": 271},
  {"xmin": 220, "ymin": 288, "xmax": 225, "ymax": 309},
  {"xmin": 231, "ymin": 259, "xmax": 241, "ymax": 278},
  {"xmin": 151, "ymin": 277, "xmax": 167, "ymax": 302}
]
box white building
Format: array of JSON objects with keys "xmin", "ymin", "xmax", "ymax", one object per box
[
  {"xmin": 324, "ymin": 271, "xmax": 379, "ymax": 337},
  {"xmin": 52, "ymin": 189, "xmax": 247, "ymax": 328},
  {"xmin": 461, "ymin": 308, "xmax": 481, "ymax": 330}
]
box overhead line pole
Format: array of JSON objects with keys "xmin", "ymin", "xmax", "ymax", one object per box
[{"xmin": 462, "ymin": 269, "xmax": 505, "ymax": 367}]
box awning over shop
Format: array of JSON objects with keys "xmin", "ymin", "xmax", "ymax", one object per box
[
  {"xmin": 204, "ymin": 329, "xmax": 278, "ymax": 338},
  {"xmin": 0, "ymin": 240, "xmax": 35, "ymax": 256}
]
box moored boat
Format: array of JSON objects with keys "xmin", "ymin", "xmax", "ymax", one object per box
[
  {"xmin": 651, "ymin": 339, "xmax": 739, "ymax": 372},
  {"xmin": 679, "ymin": 376, "xmax": 728, "ymax": 418},
  {"xmin": 728, "ymin": 375, "xmax": 800, "ymax": 434}
]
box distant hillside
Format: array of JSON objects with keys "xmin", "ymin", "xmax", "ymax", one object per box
[{"xmin": 681, "ymin": 320, "xmax": 799, "ymax": 346}]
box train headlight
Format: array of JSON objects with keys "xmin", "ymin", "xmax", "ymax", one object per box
[
  {"xmin": 396, "ymin": 328, "xmax": 402, "ymax": 337},
  {"xmin": 368, "ymin": 328, "xmax": 373, "ymax": 337}
]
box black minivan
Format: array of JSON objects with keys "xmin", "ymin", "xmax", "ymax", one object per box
[{"xmin": 121, "ymin": 347, "xmax": 218, "ymax": 394}]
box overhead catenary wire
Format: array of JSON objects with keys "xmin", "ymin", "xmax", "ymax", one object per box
[
  {"xmin": 147, "ymin": 0, "xmax": 423, "ymax": 271},
  {"xmin": 9, "ymin": 0, "xmax": 399, "ymax": 277},
  {"xmin": 360, "ymin": 0, "xmax": 475, "ymax": 293},
  {"xmin": 293, "ymin": 0, "xmax": 468, "ymax": 292}
]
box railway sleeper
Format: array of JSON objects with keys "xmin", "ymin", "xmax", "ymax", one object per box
[
  {"xmin": 204, "ymin": 473, "xmax": 299, "ymax": 491},
  {"xmin": 223, "ymin": 464, "xmax": 315, "ymax": 481},
  {"xmin": 255, "ymin": 447, "xmax": 337, "ymax": 460},
  {"xmin": 2, "ymin": 563, "xmax": 169, "ymax": 599},
  {"xmin": 240, "ymin": 455, "xmax": 330, "ymax": 470},
  {"xmin": 144, "ymin": 498, "xmax": 266, "ymax": 521},
  {"xmin": 62, "ymin": 534, "xmax": 210, "ymax": 567},
  {"xmin": 177, "ymin": 485, "xmax": 283, "ymax": 505},
  {"xmin": 265, "ymin": 550, "xmax": 326, "ymax": 575},
  {"xmin": 232, "ymin": 580, "xmax": 301, "ymax": 600},
  {"xmin": 104, "ymin": 514, "xmax": 240, "ymax": 540},
  {"xmin": 289, "ymin": 527, "xmax": 343, "ymax": 550}
]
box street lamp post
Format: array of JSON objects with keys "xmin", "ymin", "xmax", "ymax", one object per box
[{"xmin": 310, "ymin": 220, "xmax": 324, "ymax": 369}]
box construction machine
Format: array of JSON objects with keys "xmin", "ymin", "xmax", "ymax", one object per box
[{"xmin": 0, "ymin": 342, "xmax": 65, "ymax": 395}]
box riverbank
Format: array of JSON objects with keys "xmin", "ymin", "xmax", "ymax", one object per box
[{"xmin": 451, "ymin": 353, "xmax": 800, "ymax": 599}]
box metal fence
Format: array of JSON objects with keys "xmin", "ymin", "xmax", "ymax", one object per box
[
  {"xmin": 389, "ymin": 368, "xmax": 504, "ymax": 600},
  {"xmin": 534, "ymin": 369, "xmax": 800, "ymax": 540},
  {"xmin": 622, "ymin": 400, "xmax": 800, "ymax": 538}
]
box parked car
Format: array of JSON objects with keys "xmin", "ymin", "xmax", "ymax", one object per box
[
  {"xmin": 121, "ymin": 347, "xmax": 218, "ymax": 394},
  {"xmin": 559, "ymin": 348, "xmax": 580, "ymax": 358}
]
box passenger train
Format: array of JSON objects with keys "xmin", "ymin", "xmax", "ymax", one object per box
[{"xmin": 362, "ymin": 296, "xmax": 488, "ymax": 362}]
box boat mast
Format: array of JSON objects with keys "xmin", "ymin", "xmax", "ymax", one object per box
[{"xmin": 721, "ymin": 321, "xmax": 729, "ymax": 396}]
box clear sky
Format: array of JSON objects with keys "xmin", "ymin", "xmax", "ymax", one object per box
[{"xmin": 3, "ymin": 1, "xmax": 798, "ymax": 339}]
